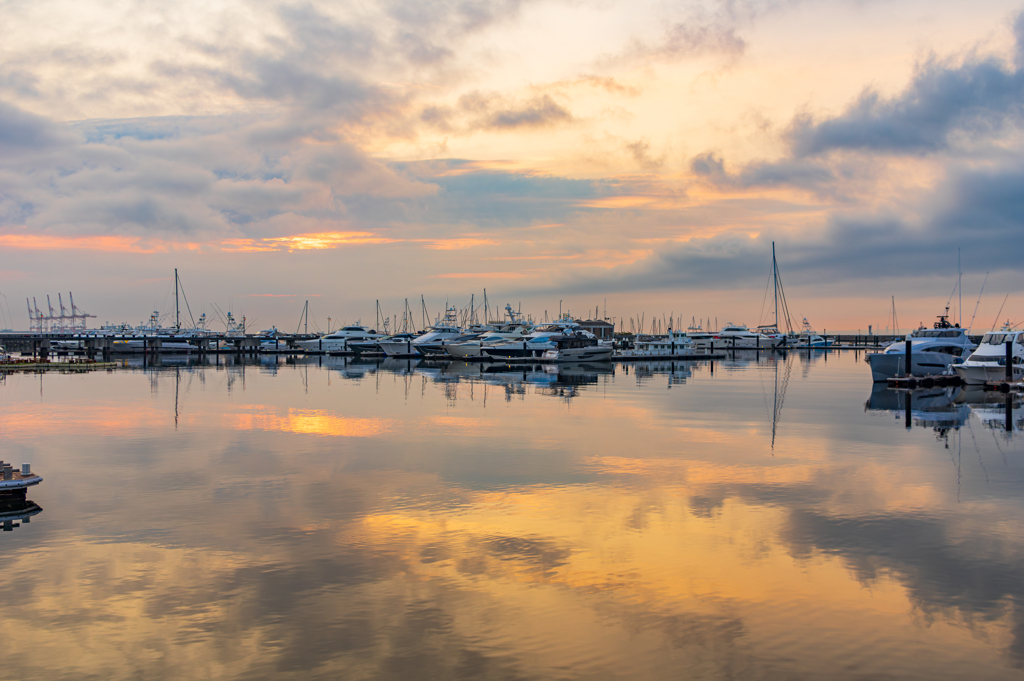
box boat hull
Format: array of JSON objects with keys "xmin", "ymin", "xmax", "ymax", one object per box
[
  {"xmin": 542, "ymin": 347, "xmax": 614, "ymax": 362},
  {"xmin": 866, "ymin": 351, "xmax": 960, "ymax": 382},
  {"xmin": 378, "ymin": 341, "xmax": 421, "ymax": 357},
  {"xmin": 954, "ymin": 363, "xmax": 1024, "ymax": 384},
  {"xmin": 445, "ymin": 343, "xmax": 486, "ymax": 359},
  {"xmin": 482, "ymin": 345, "xmax": 550, "ymax": 360}
]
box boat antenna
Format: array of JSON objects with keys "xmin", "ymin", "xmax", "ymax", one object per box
[
  {"xmin": 967, "ymin": 271, "xmax": 988, "ymax": 334},
  {"xmin": 891, "ymin": 296, "xmax": 900, "ymax": 337},
  {"xmin": 991, "ymin": 293, "xmax": 1010, "ymax": 331}
]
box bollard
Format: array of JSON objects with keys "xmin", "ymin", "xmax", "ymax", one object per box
[{"xmin": 21, "ymin": 463, "xmax": 30, "ymax": 475}]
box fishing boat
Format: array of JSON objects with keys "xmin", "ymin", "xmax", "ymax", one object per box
[
  {"xmin": 865, "ymin": 308, "xmax": 974, "ymax": 381},
  {"xmin": 953, "ymin": 325, "xmax": 1024, "ymax": 384}
]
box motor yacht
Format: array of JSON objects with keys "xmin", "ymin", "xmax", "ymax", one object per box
[
  {"xmin": 866, "ymin": 308, "xmax": 974, "ymax": 381},
  {"xmin": 379, "ymin": 307, "xmax": 462, "ymax": 357},
  {"xmin": 293, "ymin": 325, "xmax": 382, "ymax": 353},
  {"xmin": 349, "ymin": 332, "xmax": 416, "ymax": 354},
  {"xmin": 480, "ymin": 317, "xmax": 589, "ymax": 360},
  {"xmin": 629, "ymin": 329, "xmax": 697, "ymax": 356},
  {"xmin": 444, "ymin": 305, "xmax": 535, "ymax": 359},
  {"xmin": 683, "ymin": 320, "xmax": 716, "ymax": 348},
  {"xmin": 780, "ymin": 317, "xmax": 831, "ymax": 348},
  {"xmin": 711, "ymin": 323, "xmax": 781, "ymax": 349},
  {"xmin": 953, "ymin": 325, "xmax": 1023, "ymax": 384},
  {"xmin": 541, "ymin": 334, "xmax": 614, "ymax": 362}
]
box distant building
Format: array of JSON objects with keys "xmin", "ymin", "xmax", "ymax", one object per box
[{"xmin": 576, "ymin": 319, "xmax": 614, "ymax": 339}]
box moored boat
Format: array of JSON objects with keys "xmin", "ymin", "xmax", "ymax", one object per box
[
  {"xmin": 866, "ymin": 308, "xmax": 974, "ymax": 381},
  {"xmin": 953, "ymin": 325, "xmax": 1024, "ymax": 384}
]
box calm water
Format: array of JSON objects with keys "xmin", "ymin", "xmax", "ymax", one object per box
[{"xmin": 2, "ymin": 351, "xmax": 1023, "ymax": 680}]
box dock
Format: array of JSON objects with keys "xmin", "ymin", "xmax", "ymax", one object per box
[
  {"xmin": 0, "ymin": 360, "xmax": 117, "ymax": 373},
  {"xmin": 887, "ymin": 375, "xmax": 963, "ymax": 389}
]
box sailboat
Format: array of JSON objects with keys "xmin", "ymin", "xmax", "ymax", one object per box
[{"xmin": 755, "ymin": 243, "xmax": 794, "ymax": 348}]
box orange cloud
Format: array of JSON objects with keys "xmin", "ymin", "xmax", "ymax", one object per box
[
  {"xmin": 221, "ymin": 231, "xmax": 401, "ymax": 252},
  {"xmin": 419, "ymin": 238, "xmax": 500, "ymax": 250},
  {"xmin": 0, "ymin": 233, "xmax": 200, "ymax": 253}
]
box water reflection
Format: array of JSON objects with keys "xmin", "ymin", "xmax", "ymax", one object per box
[
  {"xmin": 2, "ymin": 352, "xmax": 1024, "ymax": 679},
  {"xmin": 866, "ymin": 383, "xmax": 1022, "ymax": 436},
  {"xmin": 0, "ymin": 496, "xmax": 42, "ymax": 531}
]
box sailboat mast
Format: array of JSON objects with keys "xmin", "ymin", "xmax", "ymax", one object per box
[
  {"xmin": 175, "ymin": 268, "xmax": 180, "ymax": 330},
  {"xmin": 958, "ymin": 248, "xmax": 962, "ymax": 327},
  {"xmin": 772, "ymin": 242, "xmax": 779, "ymax": 330}
]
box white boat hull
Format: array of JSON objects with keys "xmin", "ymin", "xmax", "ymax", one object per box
[
  {"xmin": 379, "ymin": 340, "xmax": 421, "ymax": 357},
  {"xmin": 954, "ymin": 363, "xmax": 1024, "ymax": 384},
  {"xmin": 542, "ymin": 347, "xmax": 614, "ymax": 362},
  {"xmin": 867, "ymin": 351, "xmax": 961, "ymax": 382}
]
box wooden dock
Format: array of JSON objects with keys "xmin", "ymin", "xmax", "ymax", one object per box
[{"xmin": 0, "ymin": 360, "xmax": 117, "ymax": 373}]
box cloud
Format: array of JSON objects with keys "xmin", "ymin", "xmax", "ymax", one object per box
[
  {"xmin": 0, "ymin": 100, "xmax": 77, "ymax": 154},
  {"xmin": 626, "ymin": 138, "xmax": 665, "ymax": 171},
  {"xmin": 421, "ymin": 92, "xmax": 575, "ymax": 133},
  {"xmin": 625, "ymin": 19, "xmax": 747, "ymax": 63},
  {"xmin": 788, "ymin": 21, "xmax": 1024, "ymax": 156}
]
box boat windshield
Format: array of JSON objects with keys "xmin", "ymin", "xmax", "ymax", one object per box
[
  {"xmin": 911, "ymin": 329, "xmax": 963, "ymax": 338},
  {"xmin": 982, "ymin": 333, "xmax": 1019, "ymax": 344}
]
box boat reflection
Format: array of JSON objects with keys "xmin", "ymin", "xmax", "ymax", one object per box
[
  {"xmin": 866, "ymin": 383, "xmax": 1022, "ymax": 435},
  {"xmin": 865, "ymin": 383, "xmax": 969, "ymax": 434},
  {"xmin": 0, "ymin": 496, "xmax": 42, "ymax": 532},
  {"xmin": 957, "ymin": 386, "xmax": 1022, "ymax": 434}
]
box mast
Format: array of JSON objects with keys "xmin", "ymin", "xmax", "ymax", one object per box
[
  {"xmin": 175, "ymin": 268, "xmax": 180, "ymax": 330},
  {"xmin": 773, "ymin": 242, "xmax": 779, "ymax": 331}
]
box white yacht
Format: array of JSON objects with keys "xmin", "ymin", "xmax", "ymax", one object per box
[
  {"xmin": 294, "ymin": 325, "xmax": 382, "ymax": 353},
  {"xmin": 628, "ymin": 329, "xmax": 696, "ymax": 356},
  {"xmin": 379, "ymin": 307, "xmax": 462, "ymax": 357},
  {"xmin": 866, "ymin": 309, "xmax": 974, "ymax": 381},
  {"xmin": 349, "ymin": 332, "xmax": 416, "ymax": 354},
  {"xmin": 444, "ymin": 305, "xmax": 535, "ymax": 359},
  {"xmin": 709, "ymin": 323, "xmax": 781, "ymax": 349},
  {"xmin": 541, "ymin": 334, "xmax": 614, "ymax": 362},
  {"xmin": 481, "ymin": 317, "xmax": 590, "ymax": 360},
  {"xmin": 782, "ymin": 317, "xmax": 831, "ymax": 348},
  {"xmin": 683, "ymin": 320, "xmax": 716, "ymax": 348},
  {"xmin": 953, "ymin": 325, "xmax": 1023, "ymax": 384}
]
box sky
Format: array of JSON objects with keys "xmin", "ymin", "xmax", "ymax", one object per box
[{"xmin": 1, "ymin": 0, "xmax": 1023, "ymax": 333}]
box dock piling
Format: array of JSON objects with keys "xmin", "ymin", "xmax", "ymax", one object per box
[
  {"xmin": 904, "ymin": 340, "xmax": 912, "ymax": 378},
  {"xmin": 1007, "ymin": 341, "xmax": 1013, "ymax": 382}
]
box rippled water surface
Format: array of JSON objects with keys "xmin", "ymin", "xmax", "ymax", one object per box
[{"xmin": 2, "ymin": 351, "xmax": 1024, "ymax": 680}]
